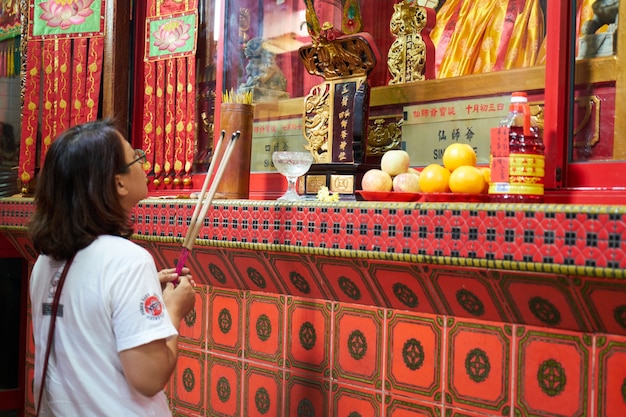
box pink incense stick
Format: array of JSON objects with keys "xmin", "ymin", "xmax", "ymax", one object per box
[{"xmin": 174, "ymin": 247, "xmax": 190, "ymax": 276}]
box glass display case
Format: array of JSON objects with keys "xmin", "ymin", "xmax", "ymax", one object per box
[
  {"xmin": 130, "ymin": 0, "xmax": 625, "ymax": 202},
  {"xmin": 215, "ymin": 0, "xmax": 553, "ymax": 184}
]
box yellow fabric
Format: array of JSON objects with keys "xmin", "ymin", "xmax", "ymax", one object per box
[
  {"xmin": 502, "ymin": 0, "xmax": 544, "ymax": 69},
  {"xmin": 431, "ymin": 0, "xmax": 546, "ymax": 78},
  {"xmin": 478, "ymin": 0, "xmax": 512, "ymax": 72},
  {"xmin": 441, "ymin": 0, "xmax": 504, "ymax": 76},
  {"xmin": 429, "ymin": 0, "xmax": 462, "ymax": 45}
]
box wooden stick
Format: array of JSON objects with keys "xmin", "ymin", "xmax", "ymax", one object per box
[
  {"xmin": 185, "ymin": 130, "xmax": 240, "ymax": 248},
  {"xmin": 182, "ymin": 130, "xmax": 226, "ymax": 249},
  {"xmin": 174, "ymin": 131, "xmax": 241, "ymax": 276}
]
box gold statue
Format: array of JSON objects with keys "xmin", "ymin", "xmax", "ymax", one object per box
[{"xmin": 387, "ymin": 1, "xmax": 435, "ymax": 84}]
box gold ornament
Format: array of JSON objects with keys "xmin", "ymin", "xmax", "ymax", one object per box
[{"xmin": 387, "ymin": 1, "xmax": 433, "ymax": 85}]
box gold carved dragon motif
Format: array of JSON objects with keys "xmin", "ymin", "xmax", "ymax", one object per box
[{"xmin": 388, "ymin": 1, "xmax": 433, "ymax": 84}]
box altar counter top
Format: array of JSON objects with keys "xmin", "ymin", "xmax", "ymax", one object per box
[{"xmin": 1, "ymin": 197, "xmax": 625, "ymax": 279}]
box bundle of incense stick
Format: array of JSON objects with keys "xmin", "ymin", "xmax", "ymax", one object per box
[
  {"xmin": 174, "ymin": 130, "xmax": 241, "ymax": 278},
  {"xmin": 222, "ymin": 88, "xmax": 253, "ymax": 105}
]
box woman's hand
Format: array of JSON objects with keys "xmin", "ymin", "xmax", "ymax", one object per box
[
  {"xmin": 158, "ymin": 267, "xmax": 195, "ymax": 287},
  {"xmin": 162, "ymin": 274, "xmax": 196, "ymax": 325}
]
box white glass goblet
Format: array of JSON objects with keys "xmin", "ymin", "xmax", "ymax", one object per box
[{"xmin": 272, "ymin": 151, "xmax": 314, "ymax": 201}]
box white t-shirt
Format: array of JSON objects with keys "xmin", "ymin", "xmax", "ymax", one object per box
[{"xmin": 30, "ymin": 235, "xmax": 178, "ymax": 417}]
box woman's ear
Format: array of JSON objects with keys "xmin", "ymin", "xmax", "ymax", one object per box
[{"xmin": 115, "ymin": 174, "xmax": 129, "ymax": 197}]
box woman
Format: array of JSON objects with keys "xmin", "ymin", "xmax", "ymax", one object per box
[{"xmin": 28, "ymin": 120, "xmax": 196, "ymax": 416}]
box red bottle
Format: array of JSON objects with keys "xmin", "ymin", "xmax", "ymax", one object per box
[{"xmin": 489, "ymin": 92, "xmax": 545, "ymax": 203}]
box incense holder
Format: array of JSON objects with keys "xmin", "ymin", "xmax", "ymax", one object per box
[{"xmin": 215, "ymin": 103, "xmax": 254, "ymax": 199}]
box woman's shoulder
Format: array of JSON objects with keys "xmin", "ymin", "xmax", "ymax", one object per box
[{"xmin": 89, "ymin": 235, "xmax": 151, "ymax": 260}]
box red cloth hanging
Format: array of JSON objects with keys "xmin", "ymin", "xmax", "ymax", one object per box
[
  {"xmin": 18, "ymin": 40, "xmax": 42, "ymax": 191},
  {"xmin": 18, "ymin": 1, "xmax": 105, "ymax": 193},
  {"xmin": 141, "ymin": 0, "xmax": 198, "ymax": 186}
]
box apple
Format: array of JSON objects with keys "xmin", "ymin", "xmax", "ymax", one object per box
[
  {"xmin": 361, "ymin": 169, "xmax": 393, "ymax": 192},
  {"xmin": 393, "ymin": 172, "xmax": 421, "ymax": 192},
  {"xmin": 407, "ymin": 167, "xmax": 421, "ymax": 176},
  {"xmin": 381, "ymin": 150, "xmax": 410, "ymax": 176}
]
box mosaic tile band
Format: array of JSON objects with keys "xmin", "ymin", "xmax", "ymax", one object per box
[{"xmin": 2, "ymin": 198, "xmax": 624, "ymax": 277}]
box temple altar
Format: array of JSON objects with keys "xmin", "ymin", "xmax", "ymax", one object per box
[{"xmin": 2, "ymin": 197, "xmax": 626, "ymax": 416}]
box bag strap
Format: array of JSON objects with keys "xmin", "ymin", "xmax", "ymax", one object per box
[{"xmin": 36, "ymin": 254, "xmax": 75, "ymax": 416}]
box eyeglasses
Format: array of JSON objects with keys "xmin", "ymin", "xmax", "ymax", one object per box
[{"xmin": 124, "ymin": 149, "xmax": 147, "ymax": 169}]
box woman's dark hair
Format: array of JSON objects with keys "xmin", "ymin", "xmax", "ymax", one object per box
[{"xmin": 28, "ymin": 120, "xmax": 134, "ymax": 260}]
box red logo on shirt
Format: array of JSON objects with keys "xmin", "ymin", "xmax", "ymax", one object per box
[{"xmin": 140, "ymin": 294, "xmax": 163, "ymax": 320}]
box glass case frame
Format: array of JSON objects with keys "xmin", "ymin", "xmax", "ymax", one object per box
[{"xmin": 129, "ymin": 0, "xmax": 626, "ymax": 203}]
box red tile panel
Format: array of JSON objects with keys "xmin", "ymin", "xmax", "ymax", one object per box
[
  {"xmin": 314, "ymin": 257, "xmax": 383, "ymax": 306},
  {"xmin": 515, "ymin": 326, "xmax": 592, "ymax": 417},
  {"xmin": 445, "ymin": 318, "xmax": 512, "ymax": 415},
  {"xmin": 595, "ymin": 334, "xmax": 626, "ymax": 417},
  {"xmin": 333, "ymin": 304, "xmax": 384, "ymax": 388},
  {"xmin": 171, "ymin": 349, "xmax": 205, "ymax": 414},
  {"xmin": 228, "ymin": 249, "xmax": 286, "ymax": 293},
  {"xmin": 572, "ymin": 275, "xmax": 626, "ymax": 336},
  {"xmin": 331, "ymin": 383, "xmax": 382, "ymax": 417},
  {"xmin": 25, "ymin": 359, "xmax": 34, "ymax": 412},
  {"xmin": 284, "ymin": 373, "xmax": 330, "ymax": 417},
  {"xmin": 266, "ymin": 253, "xmax": 330, "ymax": 299},
  {"xmin": 368, "ymin": 261, "xmax": 443, "ymax": 313},
  {"xmin": 187, "ymin": 246, "xmax": 242, "ymax": 289},
  {"xmin": 495, "ymin": 270, "xmax": 591, "ymax": 331},
  {"xmin": 244, "ymin": 292, "xmax": 284, "ymax": 365},
  {"xmin": 207, "ymin": 288, "xmax": 244, "ymax": 357},
  {"xmin": 26, "ymin": 308, "xmax": 34, "ymax": 360},
  {"xmin": 445, "ymin": 408, "xmax": 499, "ymax": 417},
  {"xmin": 385, "ymin": 396, "xmax": 441, "ymax": 416},
  {"xmin": 242, "ymin": 364, "xmax": 283, "ymax": 417},
  {"xmin": 386, "ymin": 311, "xmax": 443, "ymax": 403},
  {"xmin": 427, "ymin": 266, "xmax": 511, "ymax": 322},
  {"xmin": 285, "ymin": 297, "xmax": 332, "ymax": 376},
  {"xmin": 3, "ymin": 231, "xmax": 37, "ymax": 262},
  {"xmin": 206, "ymin": 355, "xmax": 242, "ymax": 417},
  {"xmin": 178, "ymin": 286, "xmax": 207, "ymax": 349},
  {"xmin": 154, "ymin": 242, "xmax": 186, "ymax": 271}
]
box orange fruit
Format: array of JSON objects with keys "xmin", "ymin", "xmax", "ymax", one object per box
[
  {"xmin": 479, "ymin": 167, "xmax": 491, "ymax": 193},
  {"xmin": 442, "ymin": 143, "xmax": 477, "ymax": 171},
  {"xmin": 419, "ymin": 164, "xmax": 451, "ymax": 193},
  {"xmin": 448, "ymin": 165, "xmax": 486, "ymax": 194}
]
